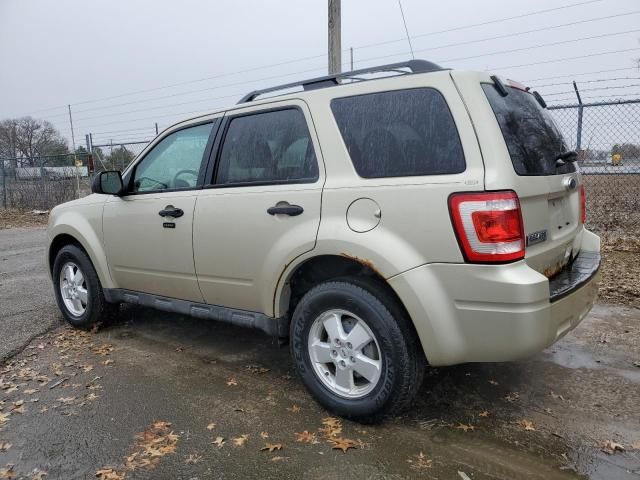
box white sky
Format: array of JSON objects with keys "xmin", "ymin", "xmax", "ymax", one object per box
[{"xmin": 0, "ymin": 0, "xmax": 638, "ymax": 148}]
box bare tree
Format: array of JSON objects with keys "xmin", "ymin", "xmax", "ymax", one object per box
[{"xmin": 0, "ymin": 117, "xmax": 68, "ymax": 167}]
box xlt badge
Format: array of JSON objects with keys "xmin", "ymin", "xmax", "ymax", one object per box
[{"xmin": 526, "ymin": 230, "xmax": 547, "ymax": 246}]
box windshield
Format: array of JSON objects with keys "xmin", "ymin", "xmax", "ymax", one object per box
[{"xmin": 482, "ymin": 84, "xmax": 575, "ymax": 176}]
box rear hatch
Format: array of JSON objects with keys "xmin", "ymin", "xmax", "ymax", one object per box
[{"xmin": 451, "ymin": 71, "xmax": 584, "ymax": 277}]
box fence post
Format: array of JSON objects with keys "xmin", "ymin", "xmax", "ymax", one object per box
[
  {"xmin": 573, "ymin": 81, "xmax": 583, "ymax": 151},
  {"xmin": 1, "ymin": 165, "xmax": 6, "ymax": 208}
]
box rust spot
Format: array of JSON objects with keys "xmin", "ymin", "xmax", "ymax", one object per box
[
  {"xmin": 340, "ymin": 252, "xmax": 383, "ymax": 278},
  {"xmin": 543, "ymin": 260, "xmax": 566, "ymax": 279}
]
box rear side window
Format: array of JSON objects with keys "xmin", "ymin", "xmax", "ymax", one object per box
[
  {"xmin": 330, "ymin": 88, "xmax": 465, "ymax": 178},
  {"xmin": 215, "ymin": 108, "xmax": 318, "ymax": 185},
  {"xmin": 482, "ymin": 84, "xmax": 575, "ymax": 176}
]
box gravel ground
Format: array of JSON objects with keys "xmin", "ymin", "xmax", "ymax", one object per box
[{"xmin": 0, "ymin": 209, "xmax": 49, "ymax": 230}]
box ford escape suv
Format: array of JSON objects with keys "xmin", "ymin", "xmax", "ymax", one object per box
[{"xmin": 47, "ymin": 60, "xmax": 600, "ymax": 421}]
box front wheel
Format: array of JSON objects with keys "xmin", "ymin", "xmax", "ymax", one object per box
[
  {"xmin": 52, "ymin": 244, "xmax": 117, "ymax": 329},
  {"xmin": 290, "ymin": 280, "xmax": 424, "ymax": 422}
]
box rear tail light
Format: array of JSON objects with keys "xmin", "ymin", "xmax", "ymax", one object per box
[
  {"xmin": 449, "ymin": 191, "xmax": 525, "ymax": 263},
  {"xmin": 579, "ymin": 184, "xmax": 586, "ymax": 224}
]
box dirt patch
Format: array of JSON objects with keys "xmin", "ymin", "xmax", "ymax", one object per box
[
  {"xmin": 0, "ymin": 209, "xmax": 49, "ymax": 230},
  {"xmin": 598, "ymin": 235, "xmax": 640, "ymax": 309}
]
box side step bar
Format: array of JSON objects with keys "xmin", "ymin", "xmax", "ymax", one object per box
[{"xmin": 103, "ymin": 288, "xmax": 288, "ymax": 337}]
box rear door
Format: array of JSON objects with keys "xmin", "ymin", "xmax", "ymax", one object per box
[
  {"xmin": 452, "ymin": 71, "xmax": 583, "ymax": 277},
  {"xmin": 192, "ymin": 100, "xmax": 324, "ymax": 315}
]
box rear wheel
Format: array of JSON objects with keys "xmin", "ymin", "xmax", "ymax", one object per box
[
  {"xmin": 52, "ymin": 244, "xmax": 117, "ymax": 329},
  {"xmin": 290, "ymin": 280, "xmax": 424, "ymax": 422}
]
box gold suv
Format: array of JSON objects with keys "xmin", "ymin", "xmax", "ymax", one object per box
[{"xmin": 47, "ymin": 60, "xmax": 600, "ymax": 421}]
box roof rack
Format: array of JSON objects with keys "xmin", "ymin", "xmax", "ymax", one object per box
[{"xmin": 237, "ymin": 59, "xmax": 444, "ymax": 104}]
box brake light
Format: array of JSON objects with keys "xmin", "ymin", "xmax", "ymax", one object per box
[
  {"xmin": 579, "ymin": 184, "xmax": 586, "ymax": 224},
  {"xmin": 449, "ymin": 191, "xmax": 525, "ymax": 263}
]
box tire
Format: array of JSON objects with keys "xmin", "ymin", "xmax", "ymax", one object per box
[
  {"xmin": 290, "ymin": 279, "xmax": 425, "ymax": 422},
  {"xmin": 52, "ymin": 244, "xmax": 118, "ymax": 329}
]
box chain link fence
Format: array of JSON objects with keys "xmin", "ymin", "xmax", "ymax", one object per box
[
  {"xmin": 548, "ymin": 99, "xmax": 640, "ymax": 234},
  {"xmin": 0, "ymin": 142, "xmax": 148, "ymax": 210},
  {"xmin": 1, "ymin": 102, "xmax": 639, "ymax": 234}
]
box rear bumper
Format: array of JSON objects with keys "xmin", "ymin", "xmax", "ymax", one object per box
[{"xmin": 388, "ymin": 231, "xmax": 600, "ymax": 366}]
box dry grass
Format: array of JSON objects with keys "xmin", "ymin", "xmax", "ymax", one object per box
[{"xmin": 0, "ymin": 208, "xmax": 49, "ymax": 230}]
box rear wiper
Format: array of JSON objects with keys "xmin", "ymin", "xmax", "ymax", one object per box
[{"xmin": 555, "ymin": 150, "xmax": 578, "ymax": 168}]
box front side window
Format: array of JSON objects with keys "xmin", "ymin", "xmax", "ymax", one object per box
[
  {"xmin": 331, "ymin": 88, "xmax": 465, "ymax": 178},
  {"xmin": 132, "ymin": 123, "xmax": 213, "ymax": 192},
  {"xmin": 215, "ymin": 108, "xmax": 318, "ymax": 185}
]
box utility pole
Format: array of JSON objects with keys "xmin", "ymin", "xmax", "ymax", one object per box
[
  {"xmin": 155, "ymin": 122, "xmax": 159, "ymax": 135},
  {"xmin": 350, "ymin": 47, "xmax": 354, "ymax": 71},
  {"xmin": 328, "ymin": 0, "xmax": 341, "ymax": 74},
  {"xmin": 68, "ymin": 105, "xmax": 77, "ymax": 154}
]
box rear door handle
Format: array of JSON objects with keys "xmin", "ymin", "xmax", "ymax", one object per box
[
  {"xmin": 158, "ymin": 205, "xmax": 184, "ymax": 218},
  {"xmin": 267, "ymin": 204, "xmax": 304, "ymax": 216}
]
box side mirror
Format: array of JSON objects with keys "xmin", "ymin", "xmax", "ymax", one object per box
[{"xmin": 92, "ymin": 171, "xmax": 124, "ymax": 195}]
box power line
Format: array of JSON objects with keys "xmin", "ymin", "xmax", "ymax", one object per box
[
  {"xmin": 490, "ymin": 47, "xmax": 640, "ymax": 71},
  {"xmin": 531, "ymin": 76, "xmax": 640, "ymax": 88},
  {"xmin": 543, "ymin": 83, "xmax": 640, "ymax": 96},
  {"xmin": 17, "ymin": 0, "xmax": 608, "ymax": 117},
  {"xmin": 523, "ymin": 67, "xmax": 639, "ymax": 83},
  {"xmin": 70, "ymin": 30, "xmax": 639, "ymax": 128}
]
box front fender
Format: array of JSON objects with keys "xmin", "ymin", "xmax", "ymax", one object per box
[{"xmin": 47, "ymin": 200, "xmax": 114, "ymax": 289}]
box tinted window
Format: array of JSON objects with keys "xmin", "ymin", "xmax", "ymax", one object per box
[
  {"xmin": 133, "ymin": 123, "xmax": 212, "ymax": 192},
  {"xmin": 330, "ymin": 88, "xmax": 465, "ymax": 178},
  {"xmin": 215, "ymin": 109, "xmax": 318, "ymax": 185},
  {"xmin": 482, "ymin": 84, "xmax": 574, "ymax": 176}
]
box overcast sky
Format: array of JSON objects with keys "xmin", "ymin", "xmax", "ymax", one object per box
[{"xmin": 1, "ymin": 0, "xmax": 638, "ymax": 148}]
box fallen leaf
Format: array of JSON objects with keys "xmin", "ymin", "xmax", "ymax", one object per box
[
  {"xmin": 260, "ymin": 432, "xmax": 269, "ymax": 439},
  {"xmin": 407, "ymin": 451, "xmax": 433, "ymax": 471},
  {"xmin": 83, "ymin": 365, "xmax": 94, "ymax": 373},
  {"xmin": 57, "ymin": 397, "xmax": 76, "ymax": 405},
  {"xmin": 0, "ymin": 443, "xmax": 11, "ymax": 452},
  {"xmin": 519, "ymin": 420, "xmax": 536, "ymax": 431},
  {"xmin": 504, "ymin": 392, "xmax": 520, "ymax": 402},
  {"xmin": 456, "ymin": 423, "xmax": 475, "ymax": 432},
  {"xmin": 245, "ymin": 365, "xmax": 270, "ymax": 375},
  {"xmin": 319, "ymin": 417, "xmax": 343, "ymax": 438},
  {"xmin": 206, "ymin": 423, "xmax": 216, "ymax": 431},
  {"xmin": 478, "ymin": 411, "xmax": 490, "ymax": 418},
  {"xmin": 30, "ymin": 469, "xmax": 47, "ymax": 480},
  {"xmin": 93, "ymin": 344, "xmax": 113, "ymax": 356},
  {"xmin": 102, "ymin": 360, "xmax": 114, "ymax": 366},
  {"xmin": 95, "ymin": 468, "xmax": 125, "ymax": 480},
  {"xmin": 86, "ymin": 393, "xmax": 99, "ymax": 401},
  {"xmin": 329, "ymin": 437, "xmax": 358, "ymax": 454},
  {"xmin": 12, "ymin": 401, "xmax": 23, "ymax": 407},
  {"xmin": 185, "ymin": 454, "xmax": 202, "ymax": 464},
  {"xmin": 0, "ymin": 413, "xmax": 8, "ymax": 424},
  {"xmin": 295, "ymin": 431, "xmax": 318, "ymax": 444},
  {"xmin": 630, "ymin": 441, "xmax": 640, "ymax": 450},
  {"xmin": 488, "ymin": 380, "xmax": 499, "ymax": 386},
  {"xmin": 287, "ymin": 404, "xmax": 301, "ymax": 413},
  {"xmin": 226, "ymin": 378, "xmax": 238, "ymax": 387},
  {"xmin": 261, "ymin": 443, "xmax": 282, "ymax": 453},
  {"xmin": 0, "ymin": 465, "xmax": 16, "ymax": 480},
  {"xmin": 549, "ymin": 391, "xmax": 565, "ymax": 401},
  {"xmin": 24, "ymin": 389, "xmax": 37, "ymax": 395},
  {"xmin": 212, "ymin": 436, "xmax": 225, "ymax": 448},
  {"xmin": 271, "ymin": 456, "xmax": 287, "ymax": 462},
  {"xmin": 232, "ymin": 434, "xmax": 249, "ymax": 447},
  {"xmin": 601, "ymin": 440, "xmax": 625, "ymax": 455},
  {"xmin": 11, "ymin": 406, "xmax": 25, "ymax": 415}
]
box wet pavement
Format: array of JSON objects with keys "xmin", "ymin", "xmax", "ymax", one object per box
[{"xmin": 1, "ymin": 228, "xmax": 639, "ymax": 479}]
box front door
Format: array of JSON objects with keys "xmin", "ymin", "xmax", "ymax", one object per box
[
  {"xmin": 193, "ymin": 102, "xmax": 324, "ymax": 315},
  {"xmin": 103, "ymin": 120, "xmax": 217, "ymax": 302}
]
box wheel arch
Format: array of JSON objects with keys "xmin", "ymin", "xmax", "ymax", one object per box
[
  {"xmin": 275, "ymin": 254, "xmax": 427, "ymax": 360},
  {"xmin": 48, "ymin": 224, "xmax": 114, "ymax": 290}
]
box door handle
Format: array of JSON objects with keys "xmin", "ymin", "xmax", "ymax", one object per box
[
  {"xmin": 267, "ymin": 204, "xmax": 304, "ymax": 216},
  {"xmin": 158, "ymin": 205, "xmax": 184, "ymax": 218}
]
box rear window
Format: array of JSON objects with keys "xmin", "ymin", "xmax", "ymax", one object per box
[
  {"xmin": 330, "ymin": 88, "xmax": 465, "ymax": 178},
  {"xmin": 482, "ymin": 84, "xmax": 575, "ymax": 176}
]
